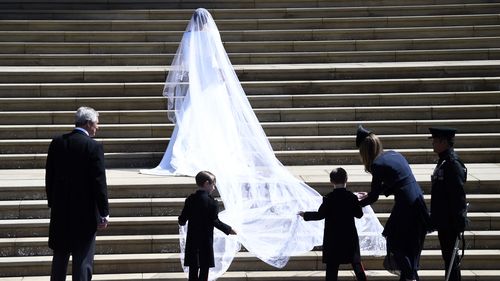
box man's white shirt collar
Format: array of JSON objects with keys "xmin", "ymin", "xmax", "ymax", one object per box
[{"xmin": 75, "ymin": 127, "xmax": 89, "ymax": 136}]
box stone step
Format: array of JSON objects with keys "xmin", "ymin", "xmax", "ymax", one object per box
[
  {"xmin": 1, "ymin": 147, "xmax": 500, "ymax": 168},
  {"xmin": 0, "ymin": 231, "xmax": 497, "ymax": 258},
  {"xmin": 0, "ymin": 1, "xmax": 498, "ymax": 12},
  {"xmin": 1, "ymin": 76, "xmax": 499, "ymax": 97},
  {"xmin": 0, "ymin": 105, "xmax": 498, "ymax": 125},
  {"xmin": 2, "ymin": 163, "xmax": 498, "ymax": 199},
  {"xmin": 2, "ymin": 48, "xmax": 500, "ymax": 66},
  {"xmin": 3, "ymin": 14, "xmax": 500, "ymax": 32},
  {"xmin": 0, "ymin": 250, "xmax": 499, "ymax": 277},
  {"xmin": 1, "ymin": 91, "xmax": 500, "ymax": 112},
  {"xmin": 2, "ymin": 203, "xmax": 500, "ymax": 235},
  {"xmin": 0, "ymin": 25, "xmax": 499, "ymax": 43},
  {"xmin": 2, "ymin": 37, "xmax": 499, "ymax": 54},
  {"xmin": 1, "ymin": 61, "xmax": 500, "ymax": 83},
  {"xmin": 1, "ymin": 119, "xmax": 498, "ymax": 140},
  {"xmin": 3, "ymin": 133, "xmax": 500, "ymax": 155},
  {"xmin": 2, "ymin": 213, "xmax": 498, "ymax": 238},
  {"xmin": 2, "ymin": 194, "xmax": 498, "ymax": 220},
  {"xmin": 0, "ymin": 270, "xmax": 497, "ymax": 281}
]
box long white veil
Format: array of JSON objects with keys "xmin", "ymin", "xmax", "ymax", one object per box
[{"xmin": 140, "ymin": 8, "xmax": 385, "ymax": 280}]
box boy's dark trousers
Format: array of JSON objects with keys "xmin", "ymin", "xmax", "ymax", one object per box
[
  {"xmin": 188, "ymin": 266, "xmax": 209, "ymax": 281},
  {"xmin": 326, "ymin": 262, "xmax": 367, "ymax": 281}
]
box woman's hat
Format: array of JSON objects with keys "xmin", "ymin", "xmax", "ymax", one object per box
[{"xmin": 356, "ymin": 125, "xmax": 372, "ymax": 147}]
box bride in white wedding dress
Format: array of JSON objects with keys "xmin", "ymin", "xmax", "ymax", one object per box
[{"xmin": 140, "ymin": 8, "xmax": 385, "ymax": 280}]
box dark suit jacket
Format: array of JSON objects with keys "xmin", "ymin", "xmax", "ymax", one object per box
[
  {"xmin": 45, "ymin": 129, "xmax": 109, "ymax": 250},
  {"xmin": 359, "ymin": 150, "xmax": 430, "ymax": 253},
  {"xmin": 178, "ymin": 189, "xmax": 232, "ymax": 267},
  {"xmin": 303, "ymin": 188, "xmax": 363, "ymax": 264}
]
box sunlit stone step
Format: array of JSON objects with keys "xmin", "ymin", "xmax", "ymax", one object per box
[
  {"xmin": 1, "ymin": 147, "xmax": 500, "ymax": 168},
  {"xmin": 1, "ymin": 91, "xmax": 500, "ymax": 112},
  {"xmin": 1, "ymin": 119, "xmax": 499, "ymax": 140},
  {"xmin": 2, "ymin": 134, "xmax": 500, "ymax": 155},
  {"xmin": 0, "ymin": 250, "xmax": 499, "ymax": 277},
  {"xmin": 2, "ymin": 48, "xmax": 500, "ymax": 66},
  {"xmin": 1, "ymin": 77, "xmax": 499, "ymax": 98},
  {"xmin": 1, "ymin": 61, "xmax": 500, "ymax": 83},
  {"xmin": 2, "ymin": 164, "xmax": 498, "ymax": 199},
  {"xmin": 0, "ymin": 270, "xmax": 498, "ymax": 281},
  {"xmin": 1, "ymin": 106, "xmax": 498, "ymax": 127},
  {"xmin": 1, "ymin": 231, "xmax": 498, "ymax": 257},
  {"xmin": 2, "ymin": 37, "xmax": 500, "ymax": 55},
  {"xmin": 2, "ymin": 14, "xmax": 500, "ymax": 32},
  {"xmin": 0, "ymin": 25, "xmax": 499, "ymax": 43},
  {"xmin": 1, "ymin": 194, "xmax": 498, "ymax": 220},
  {"xmin": 1, "ymin": 212, "xmax": 499, "ymax": 239},
  {"xmin": 1, "ymin": 2, "xmax": 500, "ymax": 19}
]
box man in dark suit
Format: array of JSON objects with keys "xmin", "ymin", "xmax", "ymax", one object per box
[
  {"xmin": 429, "ymin": 127, "xmax": 467, "ymax": 281},
  {"xmin": 178, "ymin": 171, "xmax": 236, "ymax": 281},
  {"xmin": 45, "ymin": 106, "xmax": 109, "ymax": 281}
]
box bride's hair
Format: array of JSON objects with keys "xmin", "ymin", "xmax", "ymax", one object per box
[
  {"xmin": 190, "ymin": 8, "xmax": 209, "ymax": 31},
  {"xmin": 359, "ymin": 133, "xmax": 384, "ymax": 173}
]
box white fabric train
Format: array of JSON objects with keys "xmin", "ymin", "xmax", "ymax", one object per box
[{"xmin": 140, "ymin": 8, "xmax": 386, "ymax": 280}]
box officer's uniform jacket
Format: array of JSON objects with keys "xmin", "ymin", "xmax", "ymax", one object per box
[{"xmin": 430, "ymin": 148, "xmax": 467, "ymax": 232}]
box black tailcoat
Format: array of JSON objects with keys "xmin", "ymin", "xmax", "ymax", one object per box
[
  {"xmin": 303, "ymin": 188, "xmax": 363, "ymax": 264},
  {"xmin": 45, "ymin": 129, "xmax": 109, "ymax": 250},
  {"xmin": 178, "ymin": 190, "xmax": 232, "ymax": 267}
]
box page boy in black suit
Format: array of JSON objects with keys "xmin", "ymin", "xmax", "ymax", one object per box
[
  {"xmin": 299, "ymin": 167, "xmax": 367, "ymax": 281},
  {"xmin": 178, "ymin": 171, "xmax": 237, "ymax": 281}
]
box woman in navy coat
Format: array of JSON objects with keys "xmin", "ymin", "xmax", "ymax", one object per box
[{"xmin": 356, "ymin": 126, "xmax": 431, "ymax": 281}]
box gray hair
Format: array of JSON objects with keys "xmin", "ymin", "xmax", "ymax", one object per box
[{"xmin": 75, "ymin": 106, "xmax": 99, "ymax": 127}]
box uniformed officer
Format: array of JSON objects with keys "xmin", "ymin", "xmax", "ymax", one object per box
[{"xmin": 429, "ymin": 127, "xmax": 467, "ymax": 281}]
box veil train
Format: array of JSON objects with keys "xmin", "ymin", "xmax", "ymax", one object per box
[{"xmin": 140, "ymin": 8, "xmax": 386, "ymax": 280}]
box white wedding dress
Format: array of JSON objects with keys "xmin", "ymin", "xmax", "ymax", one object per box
[{"xmin": 140, "ymin": 8, "xmax": 386, "ymax": 280}]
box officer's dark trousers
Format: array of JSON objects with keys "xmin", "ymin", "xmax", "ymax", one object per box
[
  {"xmin": 325, "ymin": 262, "xmax": 367, "ymax": 281},
  {"xmin": 439, "ymin": 228, "xmax": 462, "ymax": 281},
  {"xmin": 188, "ymin": 266, "xmax": 209, "ymax": 281},
  {"xmin": 50, "ymin": 235, "xmax": 96, "ymax": 281}
]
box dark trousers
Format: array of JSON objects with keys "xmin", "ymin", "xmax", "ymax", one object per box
[
  {"xmin": 325, "ymin": 262, "xmax": 367, "ymax": 281},
  {"xmin": 439, "ymin": 229, "xmax": 462, "ymax": 281},
  {"xmin": 50, "ymin": 235, "xmax": 96, "ymax": 281},
  {"xmin": 387, "ymin": 234, "xmax": 425, "ymax": 281},
  {"xmin": 393, "ymin": 251, "xmax": 420, "ymax": 281},
  {"xmin": 188, "ymin": 266, "xmax": 209, "ymax": 281}
]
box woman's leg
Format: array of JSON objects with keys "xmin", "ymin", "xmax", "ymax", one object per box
[{"xmin": 393, "ymin": 252, "xmax": 415, "ymax": 280}]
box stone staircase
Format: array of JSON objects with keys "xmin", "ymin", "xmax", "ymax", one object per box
[{"xmin": 0, "ymin": 0, "xmax": 499, "ymax": 280}]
